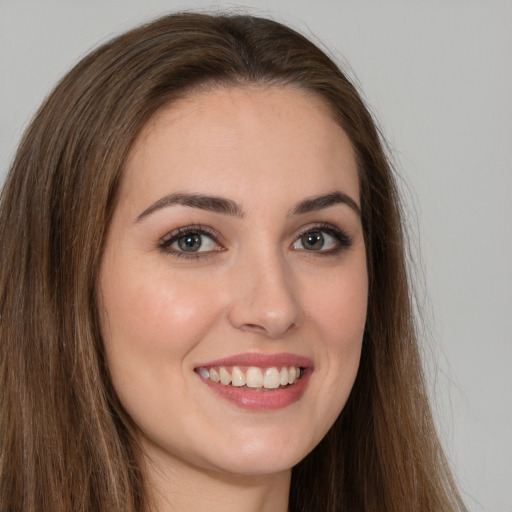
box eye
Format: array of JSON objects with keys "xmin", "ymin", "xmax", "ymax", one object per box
[
  {"xmin": 293, "ymin": 230, "xmax": 337, "ymax": 251},
  {"xmin": 291, "ymin": 225, "xmax": 352, "ymax": 254},
  {"xmin": 159, "ymin": 226, "xmax": 221, "ymax": 257}
]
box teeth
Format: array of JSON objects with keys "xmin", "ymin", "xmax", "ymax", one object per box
[
  {"xmin": 246, "ymin": 367, "xmax": 264, "ymax": 388},
  {"xmin": 219, "ymin": 367, "xmax": 231, "ymax": 385},
  {"xmin": 198, "ymin": 365, "xmax": 302, "ymax": 389},
  {"xmin": 263, "ymin": 367, "xmax": 280, "ymax": 389},
  {"xmin": 231, "ymin": 366, "xmax": 245, "ymax": 387},
  {"xmin": 288, "ymin": 366, "xmax": 297, "ymax": 385},
  {"xmin": 209, "ymin": 367, "xmax": 220, "ymax": 383}
]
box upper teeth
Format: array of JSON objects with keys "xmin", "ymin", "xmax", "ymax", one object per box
[{"xmin": 197, "ymin": 366, "xmax": 302, "ymax": 389}]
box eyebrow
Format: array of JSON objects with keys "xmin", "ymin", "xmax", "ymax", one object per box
[
  {"xmin": 288, "ymin": 191, "xmax": 361, "ymax": 217},
  {"xmin": 136, "ymin": 192, "xmax": 245, "ymax": 222},
  {"xmin": 135, "ymin": 190, "xmax": 360, "ymax": 222}
]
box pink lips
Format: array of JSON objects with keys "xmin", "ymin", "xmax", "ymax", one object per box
[
  {"xmin": 197, "ymin": 352, "xmax": 313, "ymax": 369},
  {"xmin": 195, "ymin": 352, "xmax": 313, "ymax": 411}
]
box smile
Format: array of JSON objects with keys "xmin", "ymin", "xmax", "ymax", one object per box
[
  {"xmin": 196, "ymin": 365, "xmax": 303, "ymax": 389},
  {"xmin": 194, "ymin": 353, "xmax": 313, "ymax": 411}
]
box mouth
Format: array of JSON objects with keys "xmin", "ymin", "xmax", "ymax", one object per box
[{"xmin": 194, "ymin": 353, "xmax": 313, "ymax": 410}]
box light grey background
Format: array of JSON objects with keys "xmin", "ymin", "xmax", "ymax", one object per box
[{"xmin": 1, "ymin": 1, "xmax": 511, "ymax": 510}]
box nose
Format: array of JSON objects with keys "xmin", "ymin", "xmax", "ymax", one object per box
[{"xmin": 227, "ymin": 251, "xmax": 305, "ymax": 339}]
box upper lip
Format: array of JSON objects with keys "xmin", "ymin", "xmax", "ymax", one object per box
[{"xmin": 195, "ymin": 352, "xmax": 313, "ymax": 369}]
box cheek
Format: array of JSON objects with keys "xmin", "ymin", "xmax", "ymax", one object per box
[
  {"xmin": 101, "ymin": 267, "xmax": 222, "ymax": 358},
  {"xmin": 99, "ymin": 267, "xmax": 226, "ymax": 425},
  {"xmin": 307, "ymin": 263, "xmax": 368, "ymax": 347},
  {"xmin": 303, "ymin": 264, "xmax": 367, "ymax": 404}
]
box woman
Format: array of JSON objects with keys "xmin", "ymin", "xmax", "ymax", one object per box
[{"xmin": 0, "ymin": 12, "xmax": 466, "ymax": 512}]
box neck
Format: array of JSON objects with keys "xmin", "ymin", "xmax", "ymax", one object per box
[{"xmin": 143, "ymin": 452, "xmax": 291, "ymax": 512}]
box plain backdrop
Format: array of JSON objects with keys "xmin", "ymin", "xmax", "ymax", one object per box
[{"xmin": 1, "ymin": 1, "xmax": 511, "ymax": 510}]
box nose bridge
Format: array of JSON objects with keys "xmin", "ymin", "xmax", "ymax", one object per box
[{"xmin": 227, "ymin": 243, "xmax": 304, "ymax": 338}]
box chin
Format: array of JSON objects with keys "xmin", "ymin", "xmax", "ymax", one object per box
[{"xmin": 203, "ymin": 428, "xmax": 319, "ymax": 477}]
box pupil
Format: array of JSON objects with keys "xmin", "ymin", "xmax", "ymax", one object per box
[
  {"xmin": 302, "ymin": 232, "xmax": 324, "ymax": 250},
  {"xmin": 178, "ymin": 233, "xmax": 202, "ymax": 252}
]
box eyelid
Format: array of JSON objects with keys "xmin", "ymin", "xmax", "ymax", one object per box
[
  {"xmin": 293, "ymin": 222, "xmax": 353, "ymax": 252},
  {"xmin": 159, "ymin": 225, "xmax": 224, "ymax": 256}
]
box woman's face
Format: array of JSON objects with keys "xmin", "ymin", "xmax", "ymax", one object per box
[{"xmin": 98, "ymin": 86, "xmax": 368, "ymax": 478}]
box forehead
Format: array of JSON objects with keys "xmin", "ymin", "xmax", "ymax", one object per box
[{"xmin": 121, "ymin": 85, "xmax": 359, "ymax": 210}]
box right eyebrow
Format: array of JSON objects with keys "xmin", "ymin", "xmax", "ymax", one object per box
[{"xmin": 135, "ymin": 192, "xmax": 245, "ymax": 223}]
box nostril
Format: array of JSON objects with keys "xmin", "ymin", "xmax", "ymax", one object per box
[
  {"xmin": 239, "ymin": 323, "xmax": 269, "ymax": 334},
  {"xmin": 237, "ymin": 319, "xmax": 300, "ymax": 338}
]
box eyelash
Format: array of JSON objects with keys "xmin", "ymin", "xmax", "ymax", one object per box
[
  {"xmin": 159, "ymin": 225, "xmax": 222, "ymax": 260},
  {"xmin": 295, "ymin": 223, "xmax": 353, "ymax": 255},
  {"xmin": 158, "ymin": 223, "xmax": 353, "ymax": 260}
]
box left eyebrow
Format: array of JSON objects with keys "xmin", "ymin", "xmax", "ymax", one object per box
[{"xmin": 287, "ymin": 191, "xmax": 361, "ymax": 217}]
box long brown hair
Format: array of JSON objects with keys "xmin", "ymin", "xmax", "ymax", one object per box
[{"xmin": 0, "ymin": 12, "xmax": 466, "ymax": 512}]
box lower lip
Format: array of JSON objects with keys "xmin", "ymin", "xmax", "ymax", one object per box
[{"xmin": 199, "ymin": 370, "xmax": 312, "ymax": 411}]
